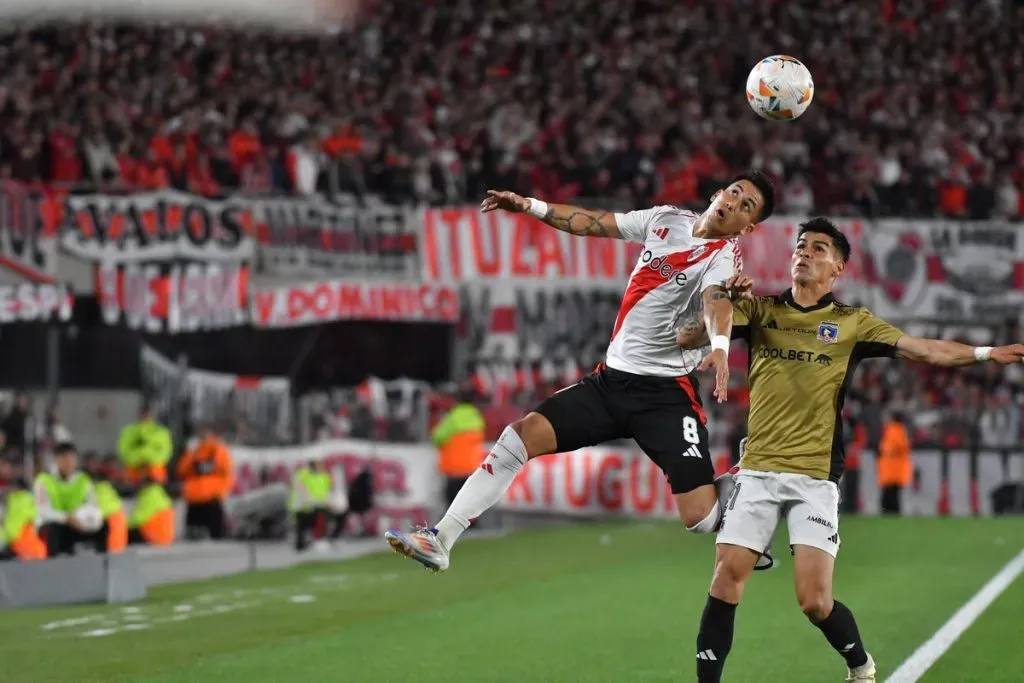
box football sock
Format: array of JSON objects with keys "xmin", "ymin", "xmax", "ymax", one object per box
[
  {"xmin": 696, "ymin": 595, "xmax": 737, "ymax": 683},
  {"xmin": 812, "ymin": 600, "xmax": 869, "ymax": 668},
  {"xmin": 433, "ymin": 426, "xmax": 528, "ymax": 551}
]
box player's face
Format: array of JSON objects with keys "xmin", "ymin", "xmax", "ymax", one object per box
[
  {"xmin": 706, "ymin": 180, "xmax": 763, "ymax": 236},
  {"xmin": 791, "ymin": 232, "xmax": 845, "ymax": 285}
]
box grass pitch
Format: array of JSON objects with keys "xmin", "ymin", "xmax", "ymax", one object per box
[{"xmin": 1, "ymin": 517, "xmax": 1021, "ymax": 682}]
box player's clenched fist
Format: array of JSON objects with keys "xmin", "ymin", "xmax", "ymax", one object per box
[
  {"xmin": 480, "ymin": 190, "xmax": 530, "ymax": 213},
  {"xmin": 725, "ymin": 273, "xmax": 756, "ymax": 301}
]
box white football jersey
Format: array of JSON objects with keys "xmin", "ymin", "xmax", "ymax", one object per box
[{"xmin": 605, "ymin": 205, "xmax": 741, "ymax": 377}]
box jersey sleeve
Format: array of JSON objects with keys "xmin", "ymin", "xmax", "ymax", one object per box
[
  {"xmin": 613, "ymin": 207, "xmax": 662, "ymax": 243},
  {"xmin": 856, "ymin": 308, "xmax": 904, "ymax": 358},
  {"xmin": 731, "ymin": 298, "xmax": 759, "ymax": 341},
  {"xmin": 699, "ymin": 241, "xmax": 740, "ymax": 293}
]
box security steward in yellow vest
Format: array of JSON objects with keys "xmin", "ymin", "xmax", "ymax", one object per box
[
  {"xmin": 34, "ymin": 443, "xmax": 107, "ymax": 556},
  {"xmin": 0, "ymin": 459, "xmax": 46, "ymax": 561},
  {"xmin": 431, "ymin": 386, "xmax": 486, "ymax": 506},
  {"xmin": 290, "ymin": 460, "xmax": 347, "ymax": 552},
  {"xmin": 117, "ymin": 408, "xmax": 173, "ymax": 486}
]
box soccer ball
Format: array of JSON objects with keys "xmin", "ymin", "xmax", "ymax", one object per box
[
  {"xmin": 72, "ymin": 505, "xmax": 104, "ymax": 533},
  {"xmin": 745, "ymin": 55, "xmax": 814, "ymax": 121}
]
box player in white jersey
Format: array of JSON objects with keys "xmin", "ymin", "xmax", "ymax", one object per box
[{"xmin": 385, "ymin": 172, "xmax": 776, "ymax": 572}]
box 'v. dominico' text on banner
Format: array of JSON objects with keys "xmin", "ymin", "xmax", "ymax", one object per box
[{"xmin": 250, "ymin": 280, "xmax": 460, "ymax": 328}]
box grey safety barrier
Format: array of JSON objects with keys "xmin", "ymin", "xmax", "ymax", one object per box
[{"xmin": 0, "ymin": 550, "xmax": 146, "ymax": 610}]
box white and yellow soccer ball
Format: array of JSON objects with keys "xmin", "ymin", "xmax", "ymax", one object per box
[{"xmin": 746, "ymin": 55, "xmax": 814, "ymax": 121}]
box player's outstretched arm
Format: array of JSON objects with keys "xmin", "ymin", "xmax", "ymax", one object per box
[
  {"xmin": 480, "ymin": 190, "xmax": 622, "ymax": 238},
  {"xmin": 698, "ymin": 285, "xmax": 734, "ymax": 402},
  {"xmin": 895, "ymin": 336, "xmax": 1024, "ymax": 367}
]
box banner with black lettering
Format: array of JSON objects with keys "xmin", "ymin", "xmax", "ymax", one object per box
[
  {"xmin": 249, "ymin": 197, "xmax": 419, "ymax": 278},
  {"xmin": 460, "ymin": 280, "xmax": 624, "ymax": 371},
  {"xmin": 57, "ymin": 190, "xmax": 254, "ymax": 263},
  {"xmin": 95, "ymin": 261, "xmax": 249, "ymax": 333}
]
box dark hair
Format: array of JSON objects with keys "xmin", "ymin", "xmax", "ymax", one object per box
[
  {"xmin": 732, "ymin": 170, "xmax": 776, "ymax": 222},
  {"xmin": 798, "ymin": 217, "xmax": 851, "ymax": 263},
  {"xmin": 53, "ymin": 442, "xmax": 77, "ymax": 457}
]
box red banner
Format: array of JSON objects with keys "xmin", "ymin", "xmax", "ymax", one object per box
[
  {"xmin": 421, "ymin": 207, "xmax": 643, "ymax": 281},
  {"xmin": 250, "ymin": 280, "xmax": 460, "ymax": 328},
  {"xmin": 500, "ymin": 447, "xmax": 681, "ymax": 518}
]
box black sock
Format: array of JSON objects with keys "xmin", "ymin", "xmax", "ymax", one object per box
[
  {"xmin": 696, "ymin": 595, "xmax": 737, "ymax": 683},
  {"xmin": 813, "ymin": 600, "xmax": 868, "ymax": 668}
]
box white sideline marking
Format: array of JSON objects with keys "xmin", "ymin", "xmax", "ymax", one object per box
[{"xmin": 884, "ymin": 548, "xmax": 1024, "ymax": 683}]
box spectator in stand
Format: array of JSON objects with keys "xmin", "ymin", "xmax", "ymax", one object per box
[
  {"xmin": 0, "ymin": 2, "xmax": 1019, "ymax": 209},
  {"xmin": 978, "ymin": 388, "xmax": 1020, "ymax": 452},
  {"xmin": 35, "ymin": 404, "xmax": 72, "ymax": 457},
  {"xmin": 0, "ymin": 392, "xmax": 31, "ymax": 454}
]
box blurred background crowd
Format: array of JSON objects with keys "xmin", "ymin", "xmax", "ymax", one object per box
[{"xmin": 1, "ymin": 0, "xmax": 1022, "ymax": 217}]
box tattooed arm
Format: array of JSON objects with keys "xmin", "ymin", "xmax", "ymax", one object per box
[
  {"xmin": 480, "ymin": 190, "xmax": 624, "ymax": 238},
  {"xmin": 676, "ymin": 312, "xmax": 709, "ymax": 350},
  {"xmin": 677, "ymin": 274, "xmax": 755, "ymax": 349},
  {"xmin": 698, "ymin": 284, "xmax": 734, "ymax": 402},
  {"xmin": 702, "ymin": 285, "xmax": 734, "ymax": 345}
]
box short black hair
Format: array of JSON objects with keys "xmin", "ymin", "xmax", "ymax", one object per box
[
  {"xmin": 732, "ymin": 170, "xmax": 775, "ymax": 222},
  {"xmin": 798, "ymin": 217, "xmax": 851, "ymax": 263},
  {"xmin": 53, "ymin": 442, "xmax": 77, "ymax": 457}
]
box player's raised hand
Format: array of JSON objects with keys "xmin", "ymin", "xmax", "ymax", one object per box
[
  {"xmin": 480, "ymin": 190, "xmax": 530, "ymax": 213},
  {"xmin": 699, "ymin": 348, "xmax": 730, "ymax": 403},
  {"xmin": 725, "ymin": 273, "xmax": 756, "ymax": 301},
  {"xmin": 989, "ymin": 344, "xmax": 1024, "ymax": 364}
]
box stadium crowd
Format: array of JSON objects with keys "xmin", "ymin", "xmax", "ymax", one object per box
[{"xmin": 0, "ymin": 0, "xmax": 1022, "ymax": 218}]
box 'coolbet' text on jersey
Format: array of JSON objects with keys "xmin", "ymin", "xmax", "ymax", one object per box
[
  {"xmin": 608, "ymin": 206, "xmax": 742, "ymax": 377},
  {"xmin": 732, "ymin": 290, "xmax": 905, "ymax": 481}
]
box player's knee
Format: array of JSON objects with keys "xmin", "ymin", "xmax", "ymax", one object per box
[
  {"xmin": 676, "ymin": 486, "xmax": 720, "ymax": 532},
  {"xmin": 709, "ymin": 552, "xmax": 751, "ymax": 603},
  {"xmin": 797, "ymin": 591, "xmax": 833, "ymax": 622},
  {"xmin": 510, "ymin": 413, "xmax": 557, "ymax": 460}
]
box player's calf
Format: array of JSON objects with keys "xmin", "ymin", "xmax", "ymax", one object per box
[
  {"xmin": 695, "ymin": 544, "xmax": 759, "ymax": 683},
  {"xmin": 793, "ymin": 544, "xmax": 872, "ymax": 676},
  {"xmin": 393, "ymin": 412, "xmax": 558, "ymax": 566}
]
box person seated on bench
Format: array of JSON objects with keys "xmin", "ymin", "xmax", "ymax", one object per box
[
  {"xmin": 127, "ymin": 476, "xmax": 176, "ymax": 547},
  {"xmin": 290, "ymin": 460, "xmax": 349, "ymax": 552},
  {"xmin": 84, "ymin": 452, "xmax": 128, "ymax": 553},
  {"xmin": 0, "ymin": 459, "xmax": 46, "ymax": 561},
  {"xmin": 35, "ymin": 443, "xmax": 107, "ymax": 556}
]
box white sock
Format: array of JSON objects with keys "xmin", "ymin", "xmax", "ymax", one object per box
[
  {"xmin": 434, "ymin": 426, "xmax": 528, "ymax": 550},
  {"xmin": 686, "ymin": 504, "xmax": 721, "ymax": 534}
]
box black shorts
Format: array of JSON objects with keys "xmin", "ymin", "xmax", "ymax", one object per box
[{"xmin": 534, "ymin": 365, "xmax": 713, "ymax": 494}]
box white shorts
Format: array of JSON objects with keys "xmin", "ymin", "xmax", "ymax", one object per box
[{"xmin": 717, "ymin": 469, "xmax": 842, "ymax": 558}]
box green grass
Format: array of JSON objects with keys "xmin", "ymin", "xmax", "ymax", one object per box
[{"xmin": 0, "ymin": 518, "xmax": 1020, "ymax": 683}]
